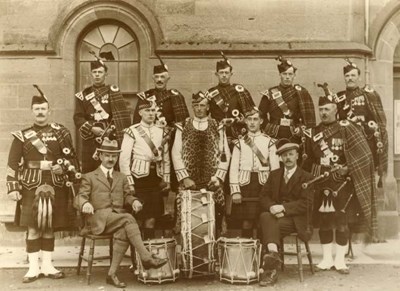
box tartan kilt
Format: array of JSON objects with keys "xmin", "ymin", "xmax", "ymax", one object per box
[
  {"xmin": 18, "ymin": 172, "xmax": 72, "ymax": 230},
  {"xmin": 229, "ymin": 173, "xmax": 262, "ymax": 222},
  {"xmin": 81, "ymin": 138, "xmax": 100, "ymax": 174}
]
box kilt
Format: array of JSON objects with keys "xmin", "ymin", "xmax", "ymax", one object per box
[
  {"xmin": 18, "ymin": 171, "xmax": 71, "ymax": 229},
  {"xmin": 230, "ymin": 173, "xmax": 262, "ymax": 222},
  {"xmin": 133, "ymin": 168, "xmax": 164, "ymax": 220}
]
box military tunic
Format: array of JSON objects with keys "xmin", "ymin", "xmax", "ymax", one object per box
[
  {"xmin": 6, "ymin": 123, "xmax": 78, "ymax": 229},
  {"xmin": 259, "ymin": 84, "xmax": 316, "ymax": 142},
  {"xmin": 74, "ymin": 84, "xmax": 131, "ymax": 173},
  {"xmin": 119, "ymin": 121, "xmax": 170, "ymax": 219},
  {"xmin": 229, "ymin": 132, "xmax": 280, "ymax": 221}
]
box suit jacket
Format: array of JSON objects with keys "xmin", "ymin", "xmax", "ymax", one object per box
[
  {"xmin": 74, "ymin": 167, "xmax": 136, "ymax": 235},
  {"xmin": 260, "ymin": 167, "xmax": 314, "ymax": 242}
]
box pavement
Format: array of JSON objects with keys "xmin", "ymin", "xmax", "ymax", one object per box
[{"xmin": 0, "ymin": 236, "xmax": 399, "ymax": 290}]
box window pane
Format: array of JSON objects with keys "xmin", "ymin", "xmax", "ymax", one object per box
[
  {"xmin": 83, "ymin": 28, "xmax": 104, "ymax": 48},
  {"xmin": 105, "ymin": 62, "xmax": 119, "ymax": 87},
  {"xmin": 114, "ymin": 27, "xmax": 134, "ymax": 48},
  {"xmin": 99, "ymin": 25, "xmax": 119, "ymax": 43},
  {"xmin": 119, "ymin": 42, "xmax": 138, "ymax": 60},
  {"xmin": 80, "ymin": 42, "xmax": 100, "ymax": 60},
  {"xmin": 79, "ymin": 62, "xmax": 92, "ymax": 90},
  {"xmin": 100, "ymin": 44, "xmax": 119, "ymax": 61},
  {"xmin": 119, "ymin": 62, "xmax": 138, "ymax": 92}
]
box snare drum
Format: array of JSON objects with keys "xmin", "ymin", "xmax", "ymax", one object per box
[
  {"xmin": 180, "ymin": 189, "xmax": 216, "ymax": 278},
  {"xmin": 217, "ymin": 237, "xmax": 261, "ymax": 284},
  {"xmin": 135, "ymin": 238, "xmax": 179, "ymax": 284}
]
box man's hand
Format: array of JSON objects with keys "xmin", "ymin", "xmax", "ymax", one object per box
[
  {"xmin": 161, "ymin": 182, "xmax": 171, "ymax": 193},
  {"xmin": 51, "ymin": 164, "xmax": 63, "ymax": 175},
  {"xmin": 270, "ymin": 204, "xmax": 285, "ymax": 215},
  {"xmin": 275, "ymin": 212, "xmax": 285, "ymax": 218},
  {"xmin": 82, "ymin": 202, "xmax": 94, "ymax": 215},
  {"xmin": 232, "ymin": 193, "xmax": 242, "ymax": 204},
  {"xmin": 132, "ymin": 200, "xmax": 143, "ymax": 213},
  {"xmin": 337, "ymin": 165, "xmax": 349, "ymax": 176},
  {"xmin": 183, "ymin": 178, "xmax": 196, "ymax": 190},
  {"xmin": 91, "ymin": 126, "xmax": 104, "ymax": 137},
  {"xmin": 207, "ymin": 176, "xmax": 222, "ymax": 191},
  {"xmin": 128, "ymin": 185, "xmax": 135, "ymax": 195},
  {"xmin": 8, "ymin": 191, "xmax": 22, "ymax": 201}
]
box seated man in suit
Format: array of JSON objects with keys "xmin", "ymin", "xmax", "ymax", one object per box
[
  {"xmin": 258, "ymin": 138, "xmax": 314, "ymax": 286},
  {"xmin": 75, "ymin": 138, "xmax": 167, "ymax": 288}
]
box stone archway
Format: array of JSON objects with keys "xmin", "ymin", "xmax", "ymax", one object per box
[{"xmin": 369, "ymin": 3, "xmax": 400, "ymax": 238}]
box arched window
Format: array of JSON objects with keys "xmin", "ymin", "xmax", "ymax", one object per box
[{"xmin": 77, "ymin": 21, "xmax": 139, "ymax": 116}]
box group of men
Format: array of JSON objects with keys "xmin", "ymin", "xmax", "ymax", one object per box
[{"xmin": 6, "ymin": 52, "xmax": 387, "ymax": 288}]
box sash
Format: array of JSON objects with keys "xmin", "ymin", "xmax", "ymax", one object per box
[
  {"xmin": 313, "ymin": 127, "xmax": 339, "ymax": 165},
  {"xmin": 270, "ymin": 88, "xmax": 291, "ymax": 117},
  {"xmin": 85, "ymin": 91, "xmax": 109, "ymax": 121},
  {"xmin": 243, "ymin": 135, "xmax": 268, "ymax": 167},
  {"xmin": 207, "ymin": 89, "xmax": 228, "ymax": 113},
  {"xmin": 136, "ymin": 126, "xmax": 159, "ymax": 157},
  {"xmin": 24, "ymin": 129, "xmax": 48, "ymax": 155}
]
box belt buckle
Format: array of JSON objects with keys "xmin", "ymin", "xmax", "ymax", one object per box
[
  {"xmin": 40, "ymin": 161, "xmax": 52, "ymax": 170},
  {"xmin": 280, "ymin": 118, "xmax": 291, "ymax": 127}
]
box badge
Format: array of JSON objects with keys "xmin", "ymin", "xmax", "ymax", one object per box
[
  {"xmin": 320, "ymin": 156, "xmax": 330, "ymax": 166},
  {"xmin": 137, "ymin": 92, "xmax": 146, "ymax": 100},
  {"xmin": 313, "ymin": 132, "xmax": 323, "ymax": 142},
  {"xmin": 75, "ymin": 91, "xmax": 84, "ymax": 101},
  {"xmin": 205, "ymin": 89, "xmax": 219, "ymax": 99},
  {"xmin": 51, "ymin": 123, "xmax": 61, "ymax": 130},
  {"xmin": 364, "ymin": 85, "xmax": 373, "ymax": 93},
  {"xmin": 295, "ymin": 85, "xmax": 302, "ymax": 91},
  {"xmin": 339, "ymin": 120, "xmax": 349, "ymax": 126},
  {"xmin": 101, "ymin": 94, "xmax": 109, "ymax": 103},
  {"xmin": 272, "ymin": 91, "xmax": 282, "ymax": 99},
  {"xmin": 110, "ymin": 85, "xmax": 119, "ymax": 92},
  {"xmin": 171, "ymin": 89, "xmax": 179, "ymax": 95},
  {"xmin": 235, "ymin": 85, "xmax": 244, "ymax": 92},
  {"xmin": 85, "ymin": 92, "xmax": 95, "ymax": 101}
]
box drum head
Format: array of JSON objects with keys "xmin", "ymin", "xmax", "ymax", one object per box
[{"xmin": 144, "ymin": 238, "xmax": 175, "ymax": 246}]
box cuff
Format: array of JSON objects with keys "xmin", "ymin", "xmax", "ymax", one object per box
[
  {"xmin": 175, "ymin": 168, "xmax": 189, "ymax": 181},
  {"xmin": 7, "ymin": 181, "xmax": 20, "ymax": 193},
  {"xmin": 215, "ymin": 168, "xmax": 227, "ymax": 181},
  {"xmin": 163, "ymin": 174, "xmax": 170, "ymax": 184},
  {"xmin": 79, "ymin": 122, "xmax": 94, "ymax": 140},
  {"xmin": 126, "ymin": 175, "xmax": 135, "ymax": 186},
  {"xmin": 230, "ymin": 184, "xmax": 241, "ymax": 195}
]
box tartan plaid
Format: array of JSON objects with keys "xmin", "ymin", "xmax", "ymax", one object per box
[
  {"xmin": 340, "ymin": 121, "xmax": 377, "ymax": 239},
  {"xmin": 109, "ymin": 89, "xmax": 131, "ymax": 143},
  {"xmin": 132, "ymin": 88, "xmax": 189, "ymax": 125},
  {"xmin": 259, "ymin": 84, "xmax": 316, "ymax": 127},
  {"xmin": 207, "ymin": 83, "xmax": 255, "ymax": 121}
]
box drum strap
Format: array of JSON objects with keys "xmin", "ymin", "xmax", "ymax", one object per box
[
  {"xmin": 243, "ymin": 135, "xmax": 268, "ymax": 167},
  {"xmin": 85, "ymin": 91, "xmax": 110, "ymax": 121},
  {"xmin": 24, "ymin": 129, "xmax": 48, "ymax": 156},
  {"xmin": 136, "ymin": 125, "xmax": 159, "ymax": 157},
  {"xmin": 207, "ymin": 89, "xmax": 228, "ymax": 113}
]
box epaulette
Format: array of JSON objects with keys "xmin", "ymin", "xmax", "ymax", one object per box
[
  {"xmin": 302, "ymin": 128, "xmax": 312, "ymax": 138},
  {"xmin": 50, "ymin": 123, "xmax": 63, "ymax": 131},
  {"xmin": 123, "ymin": 127, "xmax": 135, "ymax": 139},
  {"xmin": 363, "ymin": 85, "xmax": 374, "ymax": 93},
  {"xmin": 110, "ymin": 85, "xmax": 119, "ymax": 92},
  {"xmin": 136, "ymin": 91, "xmax": 147, "ymax": 100},
  {"xmin": 75, "ymin": 91, "xmax": 84, "ymax": 101},
  {"xmin": 260, "ymin": 89, "xmax": 269, "ymax": 97},
  {"xmin": 132, "ymin": 123, "xmax": 141, "ymax": 128},
  {"xmin": 205, "ymin": 89, "xmax": 219, "ymax": 100},
  {"xmin": 175, "ymin": 122, "xmax": 183, "ymax": 131},
  {"xmin": 170, "ymin": 89, "xmax": 179, "ymax": 96},
  {"xmin": 11, "ymin": 130, "xmax": 24, "ymax": 142},
  {"xmin": 268, "ymin": 137, "xmax": 277, "ymax": 148},
  {"xmin": 339, "ymin": 120, "xmax": 350, "ymax": 126},
  {"xmin": 217, "ymin": 122, "xmax": 225, "ymax": 131},
  {"xmin": 235, "ymin": 84, "xmax": 245, "ymax": 93},
  {"xmin": 232, "ymin": 139, "xmax": 240, "ymax": 149},
  {"xmin": 294, "ymin": 84, "xmax": 302, "ymax": 91}
]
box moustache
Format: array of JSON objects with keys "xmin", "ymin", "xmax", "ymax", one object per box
[
  {"xmin": 156, "ymin": 81, "xmax": 164, "ymax": 85},
  {"xmin": 36, "ymin": 114, "xmax": 45, "ymax": 117}
]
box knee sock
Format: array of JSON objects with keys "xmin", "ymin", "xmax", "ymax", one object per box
[
  {"xmin": 335, "ymin": 229, "xmax": 349, "ymax": 246},
  {"xmin": 125, "ymin": 223, "xmax": 151, "ymax": 262},
  {"xmin": 26, "ymin": 239, "xmax": 41, "ymax": 253},
  {"xmin": 108, "ymin": 239, "xmax": 129, "ymax": 276},
  {"xmin": 319, "ymin": 229, "xmax": 334, "ymax": 244},
  {"xmin": 41, "ymin": 238, "xmax": 55, "ymax": 251}
]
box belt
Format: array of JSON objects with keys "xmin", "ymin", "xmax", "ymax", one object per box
[
  {"xmin": 133, "ymin": 154, "xmax": 162, "ymax": 163},
  {"xmin": 25, "ymin": 160, "xmax": 53, "ymax": 170}
]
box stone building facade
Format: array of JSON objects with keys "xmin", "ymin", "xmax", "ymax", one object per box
[{"xmin": 0, "ymin": 0, "xmax": 399, "ymax": 241}]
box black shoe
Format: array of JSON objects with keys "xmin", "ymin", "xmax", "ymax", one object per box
[
  {"xmin": 142, "ymin": 255, "xmax": 168, "ymax": 269},
  {"xmin": 106, "ymin": 274, "xmax": 127, "ymax": 288},
  {"xmin": 259, "ymin": 269, "xmax": 278, "ymax": 286},
  {"xmin": 42, "ymin": 271, "xmax": 65, "ymax": 279},
  {"xmin": 335, "ymin": 267, "xmax": 350, "ymax": 275},
  {"xmin": 262, "ymin": 251, "xmax": 281, "ymax": 270},
  {"xmin": 22, "ymin": 275, "xmax": 40, "ymax": 283}
]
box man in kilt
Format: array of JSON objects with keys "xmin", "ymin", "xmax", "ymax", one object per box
[
  {"xmin": 6, "ymin": 87, "xmax": 79, "ymax": 283},
  {"xmin": 258, "ymin": 138, "xmax": 314, "ymax": 286},
  {"xmin": 229, "ymin": 107, "xmax": 280, "ymax": 238},
  {"xmin": 303, "ymin": 84, "xmax": 377, "ymax": 274},
  {"xmin": 119, "ymin": 98, "xmax": 171, "ymax": 240},
  {"xmin": 337, "ymin": 58, "xmax": 388, "ymax": 188},
  {"xmin": 258, "ymin": 56, "xmax": 316, "ymax": 161},
  {"xmin": 75, "ymin": 138, "xmax": 167, "ymax": 288},
  {"xmin": 171, "ymin": 91, "xmax": 231, "ymax": 232},
  {"xmin": 73, "ymin": 52, "xmax": 131, "ymax": 173},
  {"xmin": 205, "ymin": 52, "xmax": 255, "ymax": 145}
]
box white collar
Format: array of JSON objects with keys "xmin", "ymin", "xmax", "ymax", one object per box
[
  {"xmin": 100, "ymin": 164, "xmax": 113, "ymax": 177},
  {"xmin": 284, "ymin": 166, "xmax": 297, "ymax": 179},
  {"xmin": 193, "ymin": 116, "xmax": 209, "ymax": 123},
  {"xmin": 140, "ymin": 121, "xmax": 154, "ymax": 128},
  {"xmin": 247, "ymin": 131, "xmax": 262, "ymax": 137}
]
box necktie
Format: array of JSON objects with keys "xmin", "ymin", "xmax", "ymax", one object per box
[
  {"xmin": 284, "ymin": 171, "xmax": 289, "ymax": 184},
  {"xmin": 107, "ymin": 171, "xmax": 113, "ymax": 186}
]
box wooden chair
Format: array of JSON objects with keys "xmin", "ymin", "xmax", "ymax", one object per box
[
  {"xmin": 279, "ymin": 233, "xmax": 314, "ymax": 282},
  {"xmin": 76, "ymin": 224, "xmax": 114, "ymax": 285}
]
